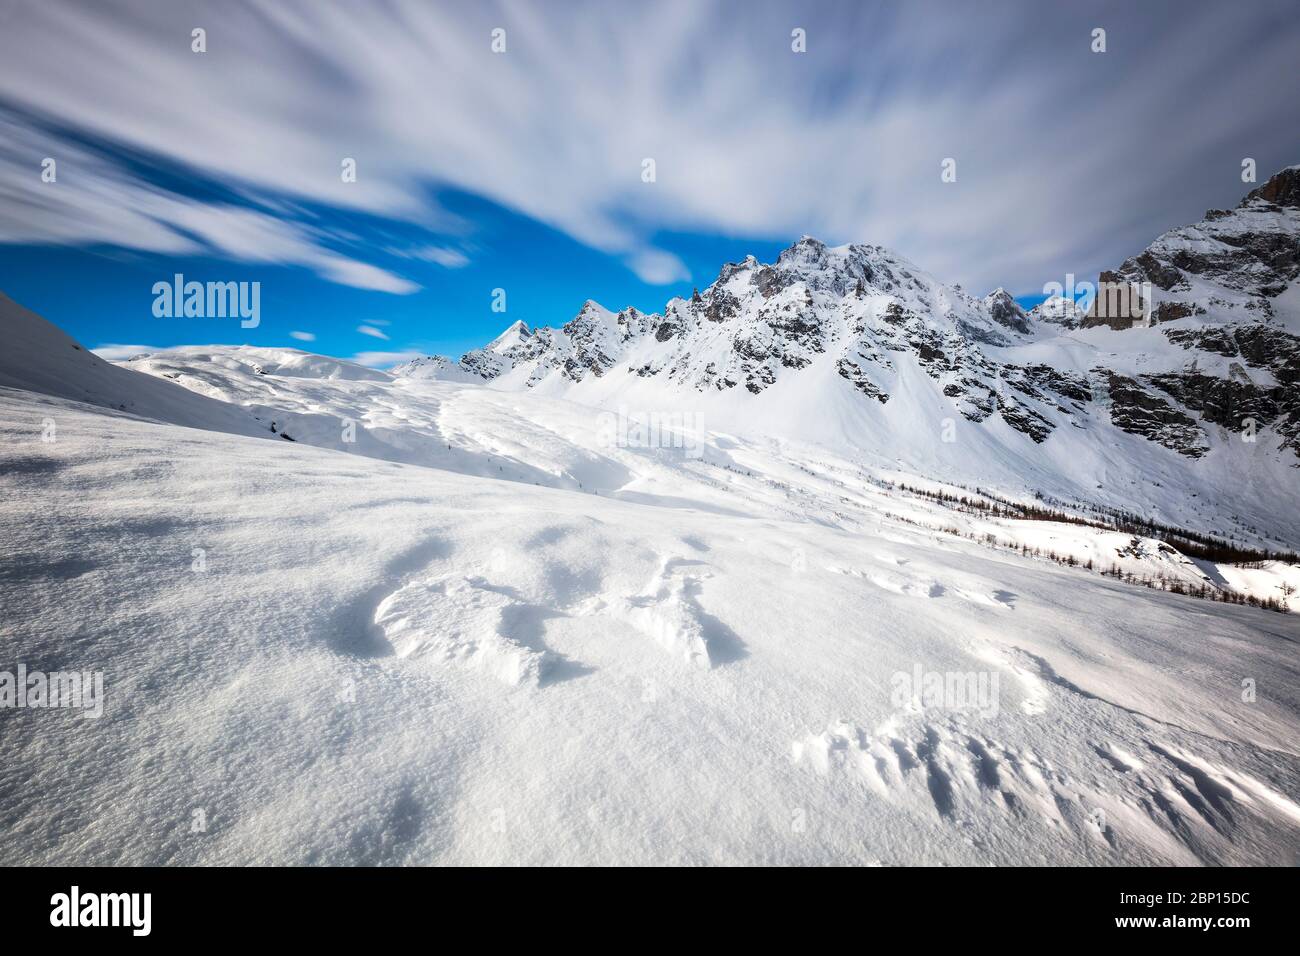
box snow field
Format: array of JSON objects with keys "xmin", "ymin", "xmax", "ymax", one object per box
[{"xmin": 3, "ymin": 386, "xmax": 1298, "ymax": 865}]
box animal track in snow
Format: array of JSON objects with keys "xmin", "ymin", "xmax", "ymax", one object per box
[
  {"xmin": 371, "ymin": 575, "xmax": 551, "ymax": 687},
  {"xmin": 828, "ymin": 565, "xmax": 1014, "ymax": 609},
  {"xmin": 611, "ymin": 556, "xmax": 724, "ymax": 669},
  {"xmin": 1145, "ymin": 741, "xmax": 1300, "ymax": 829},
  {"xmin": 1092, "ymin": 741, "xmax": 1143, "ymax": 773},
  {"xmin": 827, "ymin": 565, "xmax": 940, "ymax": 597},
  {"xmin": 793, "ymin": 717, "xmax": 1079, "ymax": 831},
  {"xmin": 972, "ymin": 644, "xmax": 1050, "ymax": 716},
  {"xmin": 794, "ymin": 711, "xmax": 1300, "ymax": 863}
]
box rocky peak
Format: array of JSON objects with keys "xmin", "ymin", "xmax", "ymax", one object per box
[
  {"xmin": 1030, "ymin": 294, "xmax": 1084, "ymax": 329},
  {"xmin": 1083, "ymin": 163, "xmax": 1300, "ymax": 329},
  {"xmin": 485, "ymin": 319, "xmax": 531, "ymax": 353},
  {"xmin": 564, "ymin": 300, "xmax": 612, "ymax": 330},
  {"xmin": 982, "ymin": 288, "xmax": 1032, "ymax": 334},
  {"xmin": 776, "ymin": 235, "xmax": 829, "ymax": 270},
  {"xmin": 1244, "ymin": 165, "xmax": 1300, "ymax": 209}
]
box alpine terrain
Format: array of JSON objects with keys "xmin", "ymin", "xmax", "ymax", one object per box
[{"xmin": 1, "ymin": 168, "xmax": 1298, "ymax": 866}]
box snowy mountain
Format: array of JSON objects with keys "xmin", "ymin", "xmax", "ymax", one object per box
[
  {"xmin": 384, "ymin": 168, "xmax": 1300, "ymax": 546},
  {"xmin": 1084, "ymin": 165, "xmax": 1300, "ymax": 330},
  {"xmin": 389, "ymin": 353, "xmax": 481, "ymax": 383},
  {"xmin": 982, "ymin": 287, "xmax": 1033, "ymax": 335},
  {"xmin": 421, "ymin": 170, "xmax": 1300, "ymax": 467},
  {"xmin": 439, "ymin": 171, "xmax": 1299, "ymax": 456},
  {"xmin": 1074, "ymin": 166, "xmax": 1300, "ymax": 461},
  {"xmin": 1028, "ymin": 294, "xmax": 1086, "ymax": 329},
  {"xmin": 450, "ymin": 237, "xmax": 1029, "ymax": 398}
]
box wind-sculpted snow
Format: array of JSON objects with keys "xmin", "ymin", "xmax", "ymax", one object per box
[{"xmin": 372, "ymin": 576, "xmax": 552, "ymax": 687}]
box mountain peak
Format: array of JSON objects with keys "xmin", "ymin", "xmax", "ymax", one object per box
[
  {"xmin": 486, "ymin": 319, "xmax": 531, "ymax": 353},
  {"xmin": 777, "ymin": 235, "xmax": 830, "ymax": 268},
  {"xmin": 1083, "ymin": 160, "xmax": 1300, "ymax": 328},
  {"xmin": 982, "ymin": 286, "xmax": 1031, "ymax": 333},
  {"xmin": 1244, "ymin": 164, "xmax": 1300, "ymax": 209}
]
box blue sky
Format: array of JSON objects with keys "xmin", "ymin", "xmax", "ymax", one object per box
[
  {"xmin": 0, "ymin": 182, "xmax": 790, "ymax": 362},
  {"xmin": 1, "ymin": 0, "xmax": 1298, "ymax": 365}
]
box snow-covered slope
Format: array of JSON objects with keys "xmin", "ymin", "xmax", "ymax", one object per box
[
  {"xmin": 3, "ymin": 364, "xmax": 1298, "ymax": 865},
  {"xmin": 0, "ymin": 291, "xmax": 269, "ymax": 439}
]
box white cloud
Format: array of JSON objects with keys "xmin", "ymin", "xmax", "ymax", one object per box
[
  {"xmin": 626, "ymin": 248, "xmax": 690, "ymax": 285},
  {"xmin": 357, "ymin": 324, "xmax": 389, "ymax": 340},
  {"xmin": 92, "ymin": 344, "xmax": 159, "ymax": 361},
  {"xmin": 402, "ymin": 245, "xmax": 471, "ymax": 268},
  {"xmin": 350, "ymin": 349, "xmax": 424, "ymax": 368},
  {"xmin": 289, "ymin": 330, "xmax": 316, "ymax": 342}
]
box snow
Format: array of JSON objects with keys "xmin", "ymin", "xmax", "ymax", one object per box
[{"xmin": 2, "ymin": 291, "xmax": 1299, "ymax": 866}]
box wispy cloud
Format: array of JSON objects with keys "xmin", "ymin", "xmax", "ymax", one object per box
[
  {"xmin": 626, "ymin": 249, "xmax": 690, "ymax": 285},
  {"xmin": 289, "ymin": 330, "xmax": 316, "ymax": 342},
  {"xmin": 350, "ymin": 349, "xmax": 423, "ymax": 368},
  {"xmin": 357, "ymin": 324, "xmax": 389, "ymax": 340},
  {"xmin": 399, "ymin": 245, "xmax": 471, "ymax": 268}
]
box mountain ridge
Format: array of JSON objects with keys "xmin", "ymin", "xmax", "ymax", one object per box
[{"xmin": 396, "ymin": 165, "xmax": 1300, "ymax": 468}]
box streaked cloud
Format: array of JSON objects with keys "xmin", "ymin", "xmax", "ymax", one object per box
[
  {"xmin": 350, "ymin": 349, "xmax": 423, "ymax": 368},
  {"xmin": 401, "ymin": 245, "xmax": 471, "ymax": 268},
  {"xmin": 0, "ymin": 112, "xmax": 420, "ymax": 294},
  {"xmin": 357, "ymin": 324, "xmax": 390, "ymax": 340},
  {"xmin": 289, "ymin": 330, "xmax": 316, "ymax": 342}
]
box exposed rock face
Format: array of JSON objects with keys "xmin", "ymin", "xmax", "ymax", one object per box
[
  {"xmin": 1159, "ymin": 323, "xmax": 1300, "ymax": 454},
  {"xmin": 983, "ymin": 288, "xmax": 1033, "ymax": 334},
  {"xmin": 1246, "ymin": 164, "xmax": 1300, "ymax": 208},
  {"xmin": 1085, "ymin": 165, "xmax": 1300, "ymax": 327},
  {"xmin": 836, "ymin": 356, "xmax": 890, "ymax": 403},
  {"xmin": 1102, "ymin": 372, "xmax": 1210, "ymax": 458}
]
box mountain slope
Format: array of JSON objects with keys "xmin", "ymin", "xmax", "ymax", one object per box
[{"xmin": 0, "ymin": 291, "xmax": 268, "ymax": 439}]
